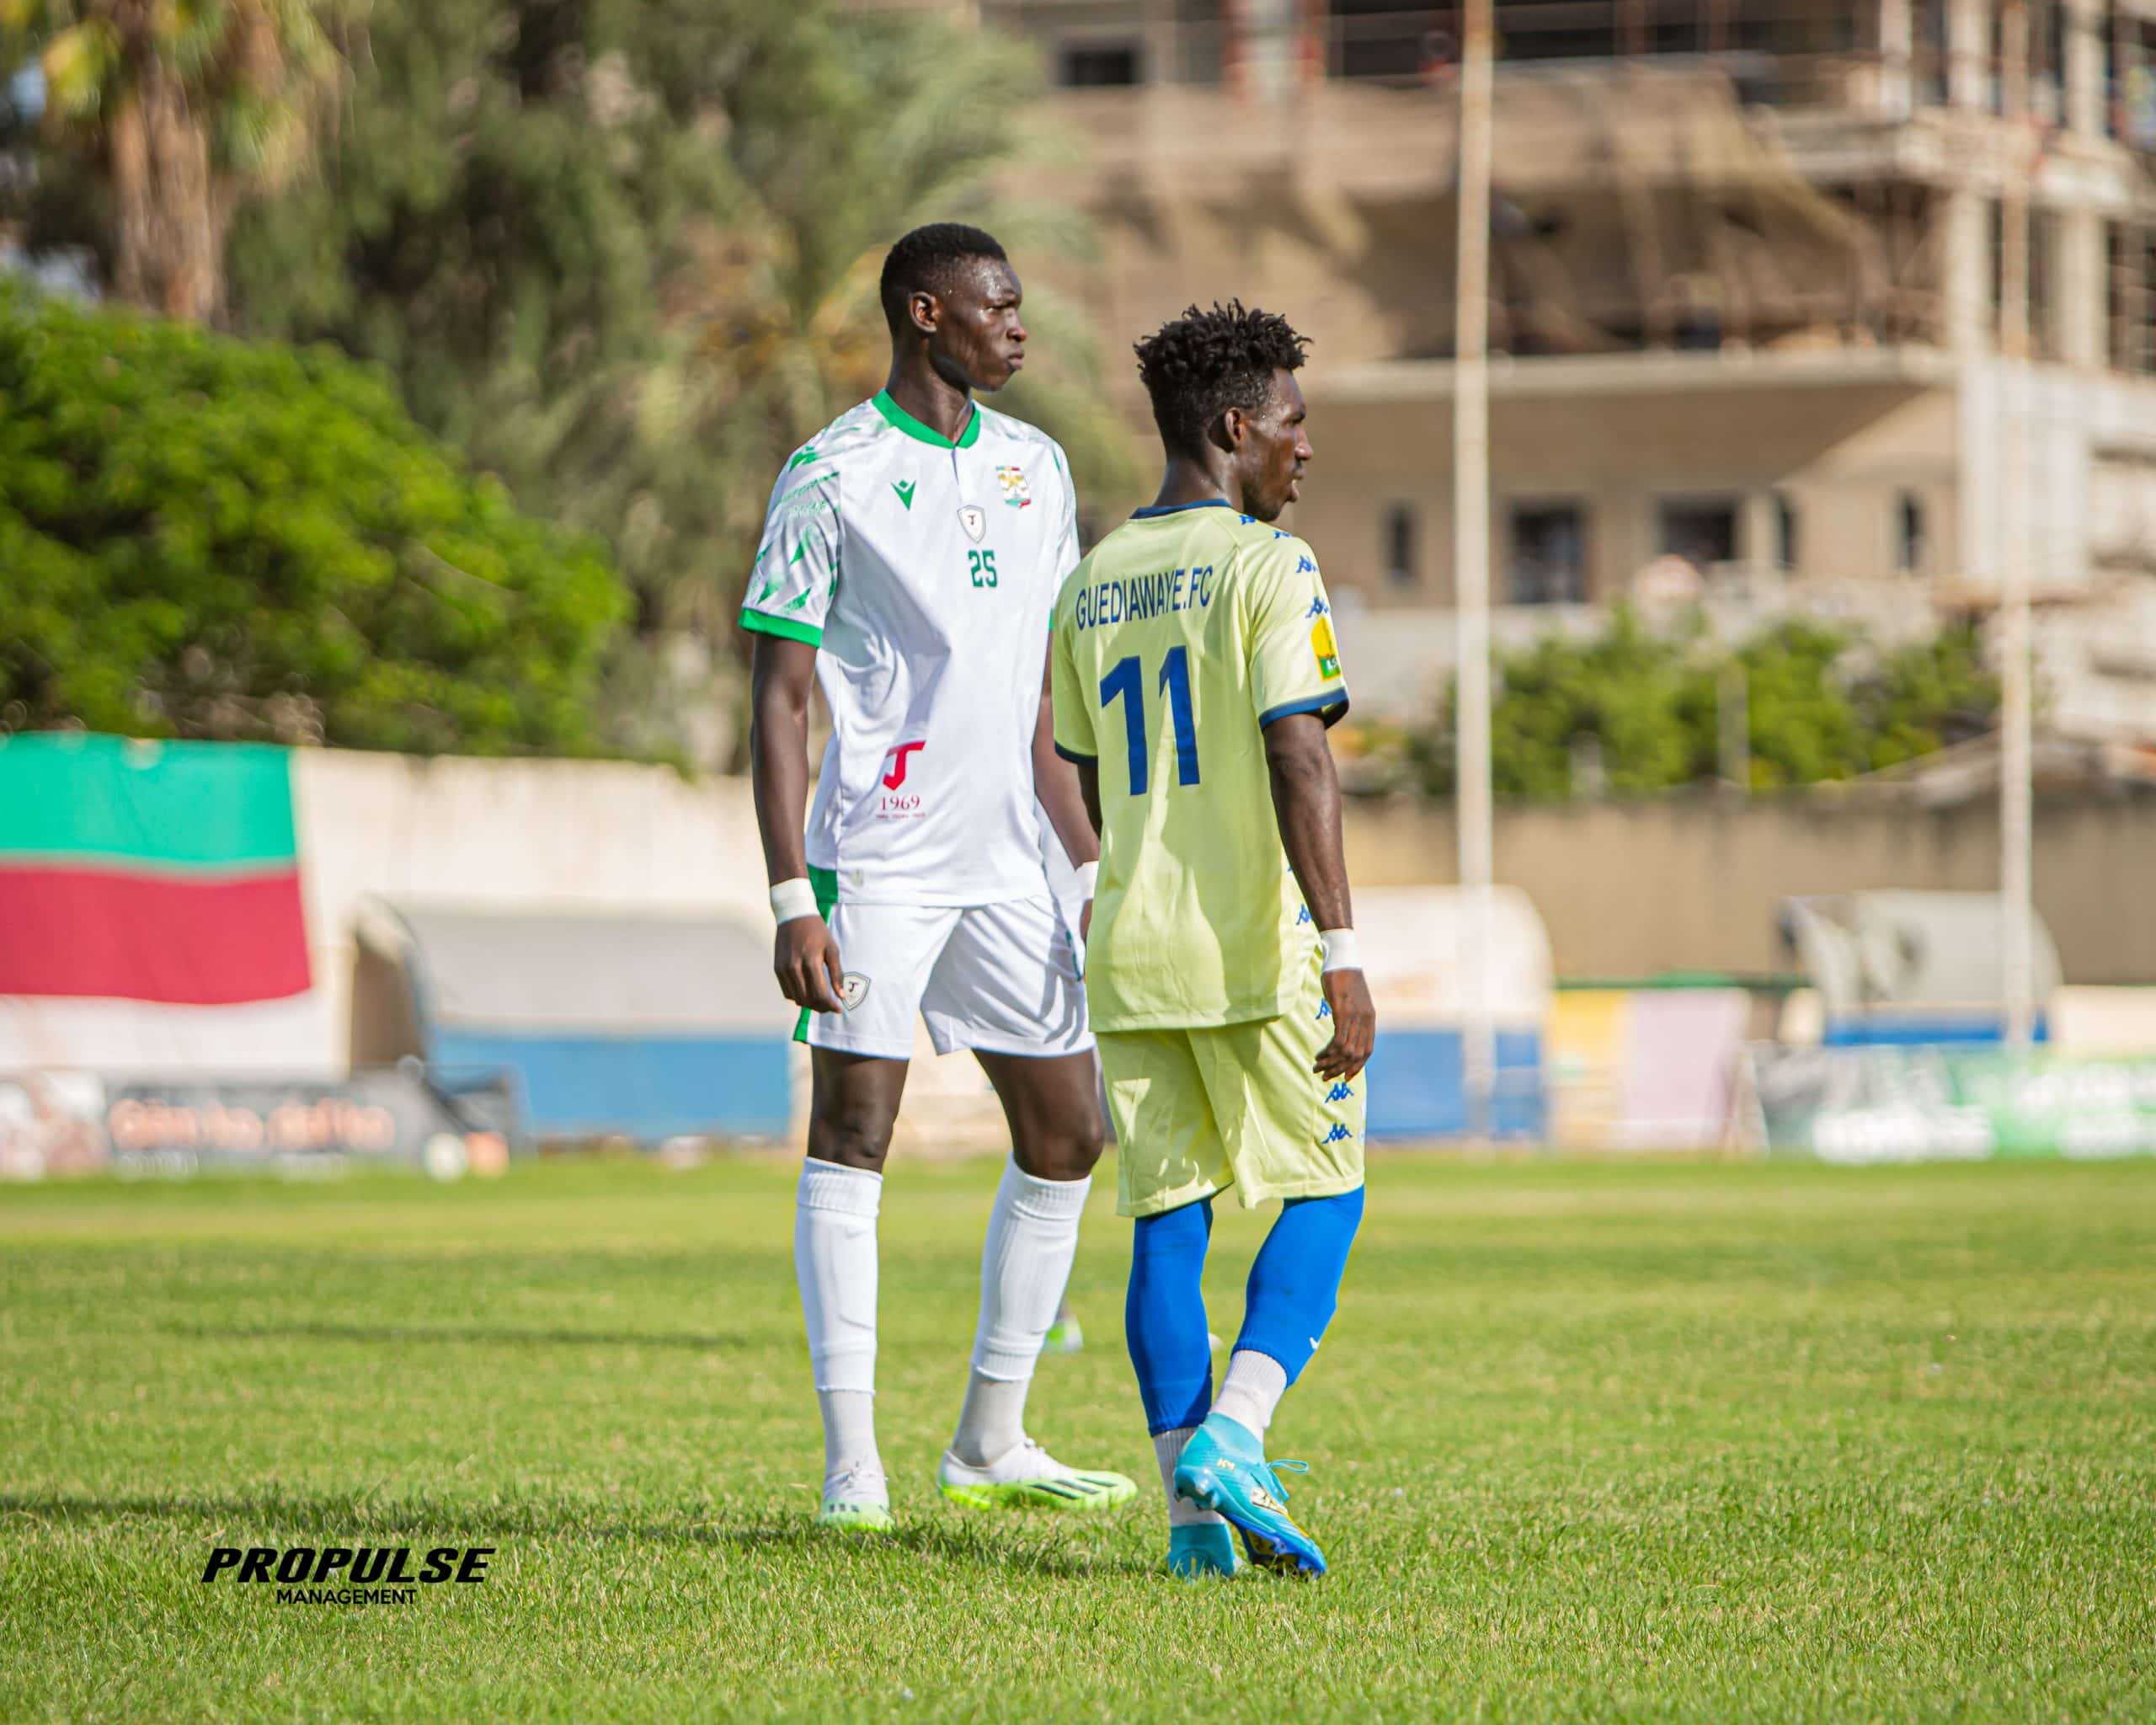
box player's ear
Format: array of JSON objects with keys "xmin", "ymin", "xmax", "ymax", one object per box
[
  {"xmin": 1213, "ymin": 405, "xmax": 1246, "ymax": 454},
  {"xmin": 908, "ymin": 290, "xmax": 941, "ymax": 336}
]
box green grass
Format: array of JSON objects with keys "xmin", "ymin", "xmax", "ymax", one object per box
[{"xmin": 2, "ymin": 1154, "xmax": 2153, "ymax": 1722}]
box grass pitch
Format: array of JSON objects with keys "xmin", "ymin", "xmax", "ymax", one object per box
[{"xmin": 3, "ymin": 1153, "xmax": 2153, "ymax": 1723}]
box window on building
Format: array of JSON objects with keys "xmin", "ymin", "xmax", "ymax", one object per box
[
  {"xmin": 1658, "ymin": 498, "xmax": 1739, "ymax": 570},
  {"xmin": 1383, "ymin": 502, "xmax": 1417, "ymax": 586},
  {"xmin": 1897, "ymin": 492, "xmax": 1929, "ymax": 574},
  {"xmin": 1058, "ymin": 43, "xmax": 1142, "ymax": 87},
  {"xmin": 1508, "ymin": 502, "xmax": 1589, "ymax": 604},
  {"xmin": 1776, "ymin": 494, "xmax": 1800, "ymax": 570}
]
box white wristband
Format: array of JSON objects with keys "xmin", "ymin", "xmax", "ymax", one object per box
[
  {"xmin": 1074, "ymin": 861, "xmax": 1098, "ymax": 900},
  {"xmin": 770, "ymin": 878, "xmax": 819, "ymax": 925},
  {"xmin": 1319, "ymin": 927, "xmax": 1362, "ymax": 974}
]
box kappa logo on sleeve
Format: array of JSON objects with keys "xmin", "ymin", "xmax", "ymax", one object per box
[{"xmin": 1310, "ymin": 617, "xmax": 1342, "ymax": 680}]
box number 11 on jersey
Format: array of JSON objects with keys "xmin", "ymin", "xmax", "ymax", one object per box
[{"xmin": 1100, "ymin": 646, "xmax": 1200, "ymax": 795}]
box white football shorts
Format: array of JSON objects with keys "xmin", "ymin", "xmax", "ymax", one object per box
[{"xmin": 803, "ymin": 893, "xmax": 1093, "ymax": 1062}]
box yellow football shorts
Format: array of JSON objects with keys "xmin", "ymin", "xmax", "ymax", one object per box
[{"xmin": 1098, "ymin": 951, "xmax": 1366, "ymax": 1218}]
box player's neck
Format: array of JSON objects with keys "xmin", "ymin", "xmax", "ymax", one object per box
[
  {"xmin": 1150, "ymin": 457, "xmax": 1239, "ymax": 514},
  {"xmin": 881, "ymin": 360, "xmax": 976, "ymax": 446}
]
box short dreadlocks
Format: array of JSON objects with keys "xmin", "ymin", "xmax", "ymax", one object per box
[
  {"xmin": 1133, "ymin": 302, "xmax": 1310, "ymax": 458},
  {"xmin": 879, "ymin": 223, "xmax": 1009, "ymax": 334}
]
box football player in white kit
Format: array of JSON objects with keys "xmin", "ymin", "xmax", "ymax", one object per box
[{"xmin": 743, "ymin": 223, "xmax": 1134, "ymax": 1530}]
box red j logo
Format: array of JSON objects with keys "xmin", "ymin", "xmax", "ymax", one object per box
[{"xmin": 881, "ymin": 741, "xmax": 926, "ymax": 789}]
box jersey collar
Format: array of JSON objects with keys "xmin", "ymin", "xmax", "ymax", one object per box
[
  {"xmin": 873, "ymin": 388, "xmax": 982, "ymax": 450},
  {"xmin": 1130, "ymin": 499, "xmax": 1236, "ymax": 519}
]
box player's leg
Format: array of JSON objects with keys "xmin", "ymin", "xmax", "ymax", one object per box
[
  {"xmin": 1126, "ymin": 1194, "xmax": 1239, "ymax": 1578},
  {"xmin": 1214, "ymin": 1185, "xmax": 1366, "ymax": 1443},
  {"xmin": 794, "ymin": 901, "xmax": 946, "ymax": 1530},
  {"xmin": 1103, "ymin": 1025, "xmax": 1241, "ymax": 1577},
  {"xmin": 922, "ymin": 897, "xmax": 1130, "ymax": 1509},
  {"xmin": 796, "ymin": 1049, "xmax": 906, "ymax": 1530},
  {"xmin": 1171, "ymin": 984, "xmax": 1367, "ymax": 1577}
]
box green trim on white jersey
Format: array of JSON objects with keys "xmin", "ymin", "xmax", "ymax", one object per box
[{"xmin": 872, "ymin": 388, "xmax": 983, "ymax": 450}]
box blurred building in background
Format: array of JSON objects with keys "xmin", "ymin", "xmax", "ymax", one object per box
[{"xmin": 889, "ymin": 0, "xmax": 2156, "ymax": 734}]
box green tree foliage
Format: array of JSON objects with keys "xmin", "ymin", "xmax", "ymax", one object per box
[
  {"xmin": 1412, "ymin": 611, "xmax": 2000, "ymax": 800},
  {"xmin": 0, "ymin": 287, "xmax": 626, "ymax": 752},
  {"xmin": 227, "ymin": 0, "xmax": 1139, "ymax": 756},
  {"xmin": 0, "ymin": 0, "xmax": 339, "ymax": 323}
]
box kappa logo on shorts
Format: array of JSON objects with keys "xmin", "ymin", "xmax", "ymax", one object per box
[
  {"xmin": 1322, "ymin": 1124, "xmax": 1355, "ymax": 1145},
  {"xmin": 839, "ymin": 975, "xmax": 871, "ymax": 1012},
  {"xmin": 1325, "ymin": 1081, "xmax": 1354, "ymax": 1103}
]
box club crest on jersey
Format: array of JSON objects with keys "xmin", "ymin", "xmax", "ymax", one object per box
[
  {"xmin": 958, "ymin": 504, "xmax": 987, "ymax": 542},
  {"xmin": 1311, "ymin": 616, "xmax": 1342, "ymax": 680},
  {"xmin": 878, "ymin": 740, "xmax": 927, "ymax": 820},
  {"xmin": 995, "ymin": 465, "xmax": 1033, "ymax": 509},
  {"xmin": 839, "ymin": 974, "xmax": 871, "ymax": 1012}
]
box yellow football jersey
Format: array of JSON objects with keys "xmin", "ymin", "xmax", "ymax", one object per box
[{"xmin": 1051, "ymin": 500, "xmax": 1349, "ymax": 1031}]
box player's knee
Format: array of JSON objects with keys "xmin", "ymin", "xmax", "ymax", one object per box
[
  {"xmin": 808, "ymin": 1105, "xmax": 894, "ymax": 1173},
  {"xmin": 1016, "ymin": 1116, "xmax": 1104, "ymax": 1182}
]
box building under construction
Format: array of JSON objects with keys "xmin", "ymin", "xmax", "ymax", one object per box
[{"xmin": 982, "ymin": 0, "xmax": 2156, "ymax": 734}]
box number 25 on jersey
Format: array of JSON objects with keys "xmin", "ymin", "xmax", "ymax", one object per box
[{"xmin": 1100, "ymin": 646, "xmax": 1200, "ymax": 795}]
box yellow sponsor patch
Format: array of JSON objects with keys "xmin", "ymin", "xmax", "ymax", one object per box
[{"xmin": 1310, "ymin": 617, "xmax": 1342, "ymax": 680}]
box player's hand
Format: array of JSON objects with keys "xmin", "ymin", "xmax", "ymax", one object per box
[
  {"xmin": 775, "ymin": 916, "xmax": 846, "ymax": 1013},
  {"xmin": 1315, "ymin": 967, "xmax": 1375, "ymax": 1081}
]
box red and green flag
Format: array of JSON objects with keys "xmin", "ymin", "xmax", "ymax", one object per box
[{"xmin": 0, "ymin": 735, "xmax": 311, "ymax": 1005}]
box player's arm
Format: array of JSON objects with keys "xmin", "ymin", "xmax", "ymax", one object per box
[
  {"xmin": 749, "ymin": 636, "xmax": 844, "ymax": 1013},
  {"xmin": 1075, "ymin": 761, "xmax": 1102, "ymax": 840},
  {"xmin": 1243, "ymin": 535, "xmax": 1371, "ymax": 1079},
  {"xmin": 742, "ymin": 448, "xmax": 846, "ymax": 1014},
  {"xmin": 1034, "ymin": 650, "xmax": 1100, "ymax": 901},
  {"xmin": 1034, "ymin": 452, "xmax": 1101, "ymax": 916},
  {"xmin": 1263, "ymin": 714, "xmax": 1374, "ymax": 1081},
  {"xmin": 1048, "ymin": 594, "xmax": 1104, "ymax": 849}
]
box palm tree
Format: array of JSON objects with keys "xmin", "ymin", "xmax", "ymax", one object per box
[
  {"xmin": 679, "ymin": 8, "xmax": 1143, "ymax": 632},
  {"xmin": 1, "ymin": 0, "xmax": 336, "ymax": 322}
]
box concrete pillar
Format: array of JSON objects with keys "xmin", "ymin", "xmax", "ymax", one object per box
[
  {"xmin": 1880, "ymin": 0, "xmax": 1915, "ymax": 116},
  {"xmin": 1740, "ymin": 490, "xmax": 1781, "ymax": 573},
  {"xmin": 2052, "ymin": 206, "xmax": 2105, "ymax": 368},
  {"xmin": 2064, "ymin": 0, "xmax": 2105, "ymax": 138},
  {"xmin": 1949, "ymin": 0, "xmax": 1993, "ymax": 109},
  {"xmin": 1944, "ymin": 187, "xmax": 1992, "ymax": 355}
]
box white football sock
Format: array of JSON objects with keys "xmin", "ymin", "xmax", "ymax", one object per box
[
  {"xmin": 1153, "ymin": 1427, "xmax": 1225, "ymax": 1528},
  {"xmin": 795, "ymin": 1159, "xmax": 883, "ymax": 1487},
  {"xmin": 1210, "ymin": 1349, "xmax": 1289, "ymax": 1440},
  {"xmin": 817, "ymin": 1392, "xmax": 882, "ymax": 1496},
  {"xmin": 948, "ymin": 1159, "xmax": 1091, "ymax": 1466}
]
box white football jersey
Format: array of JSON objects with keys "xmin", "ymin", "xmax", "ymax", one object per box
[{"xmin": 741, "ymin": 391, "xmax": 1080, "ymax": 906}]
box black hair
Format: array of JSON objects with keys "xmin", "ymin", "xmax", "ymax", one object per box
[
  {"xmin": 879, "ymin": 223, "xmax": 1009, "ymax": 333},
  {"xmin": 1134, "ymin": 301, "xmax": 1310, "ymax": 457}
]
